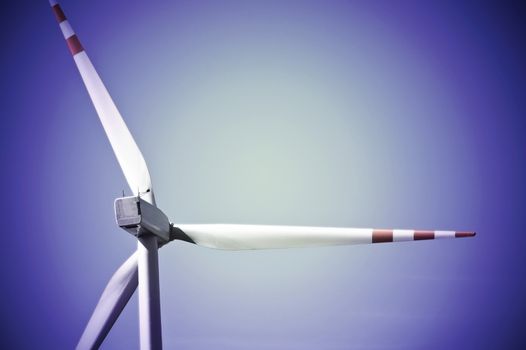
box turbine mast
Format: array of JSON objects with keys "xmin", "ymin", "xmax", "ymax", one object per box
[{"xmin": 138, "ymin": 235, "xmax": 163, "ymax": 349}]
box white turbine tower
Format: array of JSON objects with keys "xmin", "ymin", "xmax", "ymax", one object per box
[{"xmin": 49, "ymin": 1, "xmax": 476, "ymax": 349}]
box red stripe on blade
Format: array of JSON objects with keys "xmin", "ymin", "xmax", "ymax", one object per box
[
  {"xmin": 66, "ymin": 35, "xmax": 84, "ymax": 55},
  {"xmin": 372, "ymin": 230, "xmax": 393, "ymax": 243},
  {"xmin": 52, "ymin": 4, "xmax": 66, "ymax": 23},
  {"xmin": 455, "ymin": 231, "xmax": 476, "ymax": 238},
  {"xmin": 414, "ymin": 230, "xmax": 434, "ymax": 240}
]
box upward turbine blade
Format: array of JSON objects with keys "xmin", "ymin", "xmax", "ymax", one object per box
[
  {"xmin": 76, "ymin": 253, "xmax": 138, "ymax": 350},
  {"xmin": 49, "ymin": 0, "xmax": 154, "ymax": 204},
  {"xmin": 174, "ymin": 224, "xmax": 476, "ymax": 250}
]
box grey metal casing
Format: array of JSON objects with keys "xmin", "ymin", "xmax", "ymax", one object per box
[{"xmin": 114, "ymin": 196, "xmax": 170, "ymax": 242}]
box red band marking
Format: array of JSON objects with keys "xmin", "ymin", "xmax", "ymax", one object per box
[
  {"xmin": 414, "ymin": 230, "xmax": 434, "ymax": 240},
  {"xmin": 455, "ymin": 231, "xmax": 476, "ymax": 238},
  {"xmin": 52, "ymin": 4, "xmax": 66, "ymax": 23},
  {"xmin": 66, "ymin": 35, "xmax": 84, "ymax": 56},
  {"xmin": 372, "ymin": 230, "xmax": 393, "ymax": 243}
]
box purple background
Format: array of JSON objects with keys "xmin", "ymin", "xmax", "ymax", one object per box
[{"xmin": 1, "ymin": 0, "xmax": 525, "ymax": 349}]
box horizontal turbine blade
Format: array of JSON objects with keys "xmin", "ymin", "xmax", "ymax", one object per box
[
  {"xmin": 76, "ymin": 252, "xmax": 138, "ymax": 350},
  {"xmin": 49, "ymin": 1, "xmax": 154, "ymax": 204},
  {"xmin": 174, "ymin": 224, "xmax": 475, "ymax": 250}
]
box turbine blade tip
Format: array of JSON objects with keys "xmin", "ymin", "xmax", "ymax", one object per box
[{"xmin": 455, "ymin": 231, "xmax": 476, "ymax": 238}]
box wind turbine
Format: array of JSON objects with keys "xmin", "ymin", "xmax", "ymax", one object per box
[{"xmin": 49, "ymin": 1, "xmax": 476, "ymax": 349}]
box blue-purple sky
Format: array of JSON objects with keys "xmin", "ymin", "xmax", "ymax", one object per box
[{"xmin": 2, "ymin": 0, "xmax": 525, "ymax": 349}]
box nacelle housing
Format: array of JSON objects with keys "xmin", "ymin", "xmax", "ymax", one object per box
[{"xmin": 114, "ymin": 196, "xmax": 170, "ymax": 242}]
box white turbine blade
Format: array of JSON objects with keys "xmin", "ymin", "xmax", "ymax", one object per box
[
  {"xmin": 49, "ymin": 1, "xmax": 154, "ymax": 204},
  {"xmin": 77, "ymin": 253, "xmax": 138, "ymax": 350},
  {"xmin": 174, "ymin": 224, "xmax": 476, "ymax": 250}
]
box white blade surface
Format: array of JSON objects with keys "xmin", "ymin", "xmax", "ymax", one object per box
[
  {"xmin": 176, "ymin": 224, "xmax": 475, "ymax": 250},
  {"xmin": 76, "ymin": 253, "xmax": 138, "ymax": 350},
  {"xmin": 50, "ymin": 1, "xmax": 154, "ymax": 204}
]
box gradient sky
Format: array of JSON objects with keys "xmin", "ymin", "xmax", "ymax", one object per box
[{"xmin": 1, "ymin": 0, "xmax": 526, "ymax": 349}]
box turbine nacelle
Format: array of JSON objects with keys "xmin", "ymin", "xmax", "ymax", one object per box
[{"xmin": 115, "ymin": 196, "xmax": 170, "ymax": 242}]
